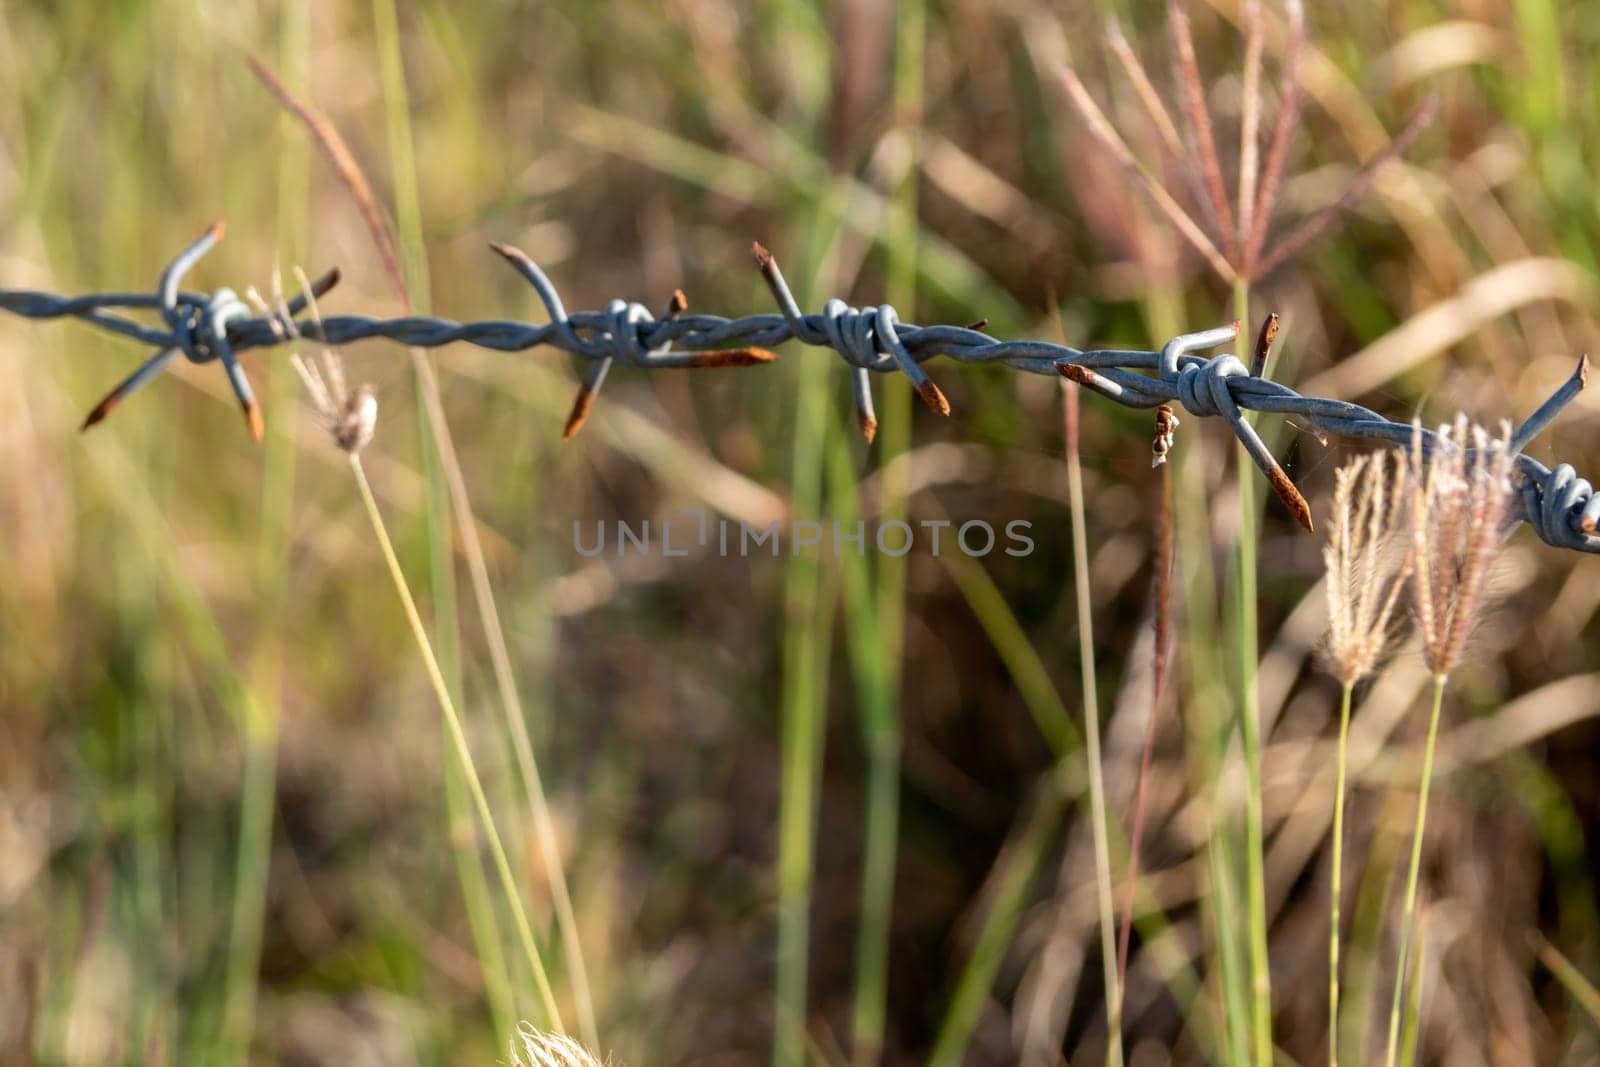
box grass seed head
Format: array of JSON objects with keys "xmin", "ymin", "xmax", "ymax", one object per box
[
  {"xmin": 1406, "ymin": 415, "xmax": 1517, "ymax": 677},
  {"xmin": 1321, "ymin": 449, "xmax": 1412, "ymax": 687},
  {"xmin": 509, "ymin": 1023, "xmax": 604, "ymax": 1067},
  {"xmin": 285, "ymin": 265, "xmax": 377, "ymax": 455}
]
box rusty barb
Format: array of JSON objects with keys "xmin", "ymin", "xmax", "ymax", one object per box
[{"xmin": 3, "ymin": 222, "xmax": 1598, "ymax": 555}]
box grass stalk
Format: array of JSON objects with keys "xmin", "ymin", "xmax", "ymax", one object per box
[
  {"xmin": 773, "ymin": 211, "xmax": 844, "ymax": 1067},
  {"xmin": 1116, "ymin": 440, "xmax": 1175, "ymax": 1055},
  {"xmin": 1329, "ymin": 683, "xmax": 1354, "ymax": 1067},
  {"xmin": 73, "ymin": 402, "xmax": 290, "ymax": 1059},
  {"xmin": 832, "ymin": 427, "xmax": 897, "ymax": 1065},
  {"xmin": 1155, "ymin": 281, "xmax": 1247, "ymax": 1061},
  {"xmin": 221, "ymin": 7, "xmax": 312, "ymax": 1050},
  {"xmin": 928, "ymin": 774, "xmax": 1067, "ymax": 1067},
  {"xmin": 926, "ymin": 538, "xmax": 1075, "ymax": 1066},
  {"xmin": 1063, "ymin": 378, "xmax": 1122, "ymax": 1066},
  {"xmin": 1384, "ymin": 674, "xmax": 1447, "ymax": 1067},
  {"xmin": 366, "ymin": 9, "xmax": 490, "ymax": 1038},
  {"xmin": 849, "ymin": 5, "xmax": 922, "ymax": 1059},
  {"xmin": 221, "ymin": 693, "xmax": 277, "ymax": 1057},
  {"xmin": 291, "ymin": 8, "xmax": 598, "ymax": 1040},
  {"xmin": 349, "ymin": 454, "xmax": 564, "ymax": 1032},
  {"xmin": 444, "ymin": 748, "xmax": 518, "ymax": 1038},
  {"xmin": 1208, "ymin": 823, "xmax": 1251, "ymax": 1064},
  {"xmin": 924, "ymin": 529, "xmax": 1211, "ymax": 1061},
  {"xmin": 1232, "ymin": 278, "xmax": 1272, "ymax": 1066},
  {"xmin": 1398, "ymin": 919, "xmax": 1426, "ymax": 1067},
  {"xmin": 1534, "ymin": 934, "xmax": 1600, "ymax": 1026}
]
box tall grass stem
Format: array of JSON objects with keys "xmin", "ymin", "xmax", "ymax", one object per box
[
  {"xmin": 849, "ymin": 7, "xmax": 922, "ymax": 1057},
  {"xmin": 221, "ymin": 10, "xmax": 312, "ymax": 1051},
  {"xmin": 1232, "ymin": 280, "xmax": 1273, "ymax": 1066},
  {"xmin": 1329, "ymin": 683, "xmax": 1354, "ymax": 1067},
  {"xmin": 1064, "ymin": 379, "xmax": 1122, "ymax": 1065},
  {"xmin": 773, "ymin": 215, "xmax": 843, "ymax": 1067},
  {"xmin": 1384, "ymin": 674, "xmax": 1447, "ymax": 1067},
  {"xmin": 928, "ymin": 777, "xmax": 1067, "ymax": 1067},
  {"xmin": 350, "ymin": 455, "xmax": 564, "ymax": 1032},
  {"xmin": 362, "ymin": 10, "xmax": 600, "ymax": 1041}
]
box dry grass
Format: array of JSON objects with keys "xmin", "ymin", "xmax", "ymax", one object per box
[
  {"xmin": 510, "ymin": 1023, "xmax": 605, "ymax": 1067},
  {"xmin": 1406, "ymin": 415, "xmax": 1519, "ymax": 679},
  {"xmin": 1322, "ymin": 450, "xmax": 1412, "ymax": 688}
]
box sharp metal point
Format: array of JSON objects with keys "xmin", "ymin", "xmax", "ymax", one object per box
[
  {"xmin": 563, "ymin": 386, "xmax": 596, "ymax": 440},
  {"xmin": 81, "ymin": 396, "xmax": 119, "ymax": 432},
  {"xmin": 1251, "ymin": 312, "xmax": 1280, "ymax": 377}
]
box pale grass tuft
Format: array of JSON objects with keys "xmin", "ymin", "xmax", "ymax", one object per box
[
  {"xmin": 284, "ymin": 266, "xmax": 377, "ymax": 455},
  {"xmin": 1406, "ymin": 415, "xmax": 1517, "ymax": 677},
  {"xmin": 292, "ymin": 351, "xmax": 376, "ymax": 455},
  {"xmin": 509, "ymin": 1023, "xmax": 604, "ymax": 1067},
  {"xmin": 1321, "ymin": 449, "xmax": 1412, "ymax": 686},
  {"xmin": 248, "ymin": 263, "xmax": 378, "ymax": 455}
]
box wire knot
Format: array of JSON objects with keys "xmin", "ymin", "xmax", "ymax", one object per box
[
  {"xmin": 165, "ymin": 287, "xmax": 251, "ymax": 365},
  {"xmin": 1173, "ymin": 352, "xmax": 1250, "ymax": 419},
  {"xmin": 600, "ymin": 298, "xmax": 665, "ymax": 365},
  {"xmin": 1521, "ymin": 462, "xmax": 1600, "ymax": 551},
  {"xmin": 819, "ymin": 299, "xmax": 896, "ymax": 370},
  {"xmin": 751, "ymin": 243, "xmax": 948, "ymax": 426}
]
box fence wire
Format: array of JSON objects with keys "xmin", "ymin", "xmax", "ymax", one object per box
[{"xmin": 2, "ymin": 221, "xmax": 1596, "ymax": 554}]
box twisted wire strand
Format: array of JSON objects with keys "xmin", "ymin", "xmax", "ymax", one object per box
[{"xmin": 3, "ymin": 222, "xmax": 1597, "ymax": 554}]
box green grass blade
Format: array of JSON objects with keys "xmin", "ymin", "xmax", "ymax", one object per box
[
  {"xmin": 1536, "ymin": 935, "xmax": 1600, "ymax": 1028},
  {"xmin": 1063, "ymin": 378, "xmax": 1122, "ymax": 1066},
  {"xmin": 928, "ymin": 774, "xmax": 1067, "ymax": 1067},
  {"xmin": 1384, "ymin": 675, "xmax": 1447, "ymax": 1067},
  {"xmin": 773, "ymin": 197, "xmax": 847, "ymax": 1067},
  {"xmin": 846, "ymin": 4, "xmax": 922, "ymax": 1061},
  {"xmin": 1232, "ymin": 280, "xmax": 1273, "ymax": 1066}
]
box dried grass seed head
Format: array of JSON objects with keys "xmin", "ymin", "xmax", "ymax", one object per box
[
  {"xmin": 1407, "ymin": 414, "xmax": 1517, "ymax": 677},
  {"xmin": 509, "ymin": 1023, "xmax": 603, "ymax": 1067},
  {"xmin": 1058, "ymin": 0, "xmax": 1433, "ymax": 283},
  {"xmin": 291, "ymin": 351, "xmax": 377, "ymax": 455},
  {"xmin": 1322, "ymin": 448, "xmax": 1412, "ymax": 687},
  {"xmin": 284, "ymin": 265, "xmax": 378, "ymax": 455}
]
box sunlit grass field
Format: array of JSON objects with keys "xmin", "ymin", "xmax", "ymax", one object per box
[{"xmin": 4, "ymin": 1, "xmax": 1600, "ymax": 1063}]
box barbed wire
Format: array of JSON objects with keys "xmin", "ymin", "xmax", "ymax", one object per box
[{"xmin": 2, "ymin": 221, "xmax": 1597, "ymax": 554}]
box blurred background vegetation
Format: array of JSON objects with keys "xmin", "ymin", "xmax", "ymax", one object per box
[{"xmin": 3, "ymin": 0, "xmax": 1600, "ymax": 1063}]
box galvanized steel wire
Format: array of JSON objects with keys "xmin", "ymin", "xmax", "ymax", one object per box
[{"xmin": 2, "ymin": 221, "xmax": 1597, "ymax": 554}]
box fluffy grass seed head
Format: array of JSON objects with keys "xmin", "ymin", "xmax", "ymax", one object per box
[
  {"xmin": 293, "ymin": 352, "xmax": 376, "ymax": 455},
  {"xmin": 1322, "ymin": 449, "xmax": 1412, "ymax": 687},
  {"xmin": 267, "ymin": 265, "xmax": 377, "ymax": 455},
  {"xmin": 509, "ymin": 1023, "xmax": 604, "ymax": 1067},
  {"xmin": 1407, "ymin": 415, "xmax": 1517, "ymax": 678}
]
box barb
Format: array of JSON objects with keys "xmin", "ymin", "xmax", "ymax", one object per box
[{"xmin": 3, "ymin": 223, "xmax": 1598, "ymax": 555}]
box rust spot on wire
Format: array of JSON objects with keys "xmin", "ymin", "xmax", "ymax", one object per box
[{"xmin": 684, "ymin": 348, "xmax": 777, "ymax": 368}]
